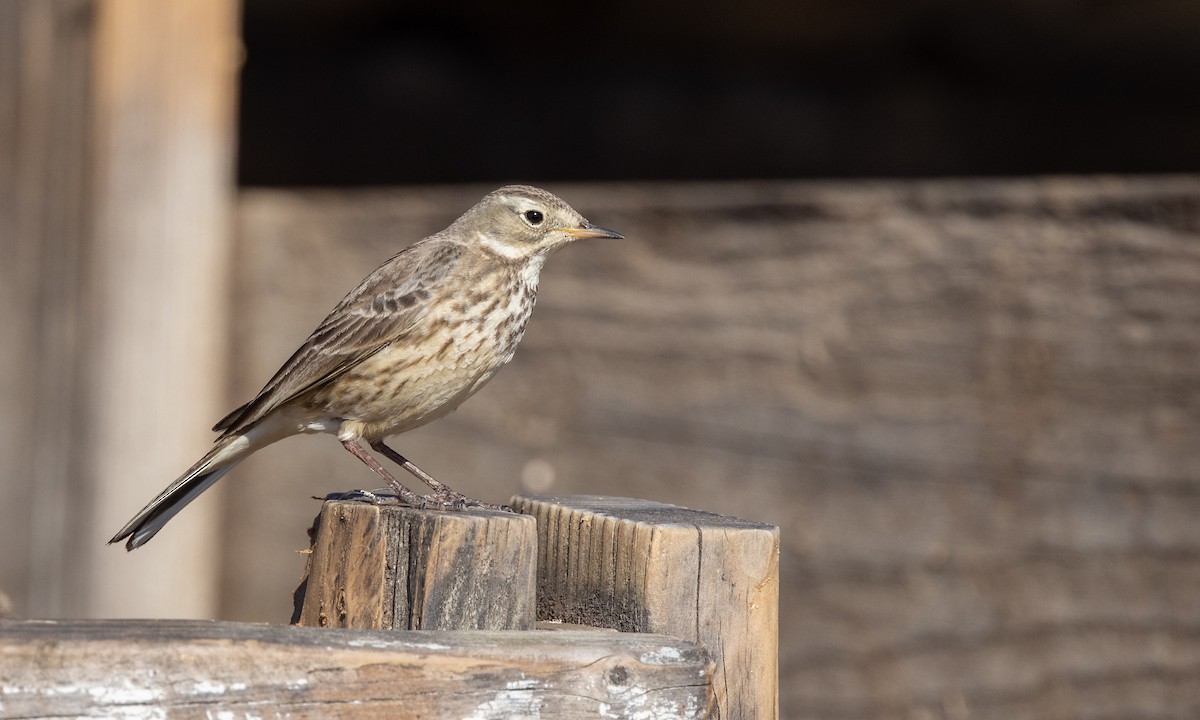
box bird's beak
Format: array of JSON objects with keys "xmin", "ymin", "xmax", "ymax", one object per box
[{"xmin": 562, "ymin": 221, "xmax": 624, "ymax": 240}]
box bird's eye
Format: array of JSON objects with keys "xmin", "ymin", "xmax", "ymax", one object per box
[{"xmin": 523, "ymin": 209, "xmax": 544, "ymax": 225}]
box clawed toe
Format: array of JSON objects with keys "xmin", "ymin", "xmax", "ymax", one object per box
[
  {"xmin": 332, "ymin": 487, "xmax": 513, "ymax": 513},
  {"xmin": 337, "ymin": 488, "xmax": 393, "ymax": 504},
  {"xmin": 422, "ymin": 490, "xmax": 512, "ymax": 512}
]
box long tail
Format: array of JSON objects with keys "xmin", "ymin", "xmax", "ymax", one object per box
[{"xmin": 109, "ymin": 433, "xmax": 257, "ymax": 551}]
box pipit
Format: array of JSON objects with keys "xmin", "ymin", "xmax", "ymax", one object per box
[{"xmin": 110, "ymin": 185, "xmax": 622, "ymax": 550}]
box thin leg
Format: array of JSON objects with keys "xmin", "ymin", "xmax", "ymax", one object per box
[
  {"xmin": 370, "ymin": 439, "xmax": 511, "ymax": 511},
  {"xmin": 339, "ymin": 438, "xmax": 424, "ymax": 506},
  {"xmin": 368, "ymin": 440, "xmax": 456, "ymax": 495}
]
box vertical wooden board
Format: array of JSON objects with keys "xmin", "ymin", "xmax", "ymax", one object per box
[
  {"xmin": 595, "ymin": 514, "xmax": 619, "ymax": 617},
  {"xmin": 643, "ymin": 524, "xmax": 701, "ymax": 638},
  {"xmin": 297, "ymin": 500, "xmax": 536, "ymax": 631},
  {"xmin": 0, "ymin": 0, "xmax": 238, "ymax": 620},
  {"xmin": 391, "ymin": 507, "xmax": 537, "ymax": 630},
  {"xmin": 618, "ymin": 517, "xmax": 647, "ymax": 631},
  {"xmin": 541, "ymin": 501, "xmax": 569, "ymax": 620},
  {"xmin": 0, "ymin": 0, "xmax": 97, "ymax": 621},
  {"xmin": 515, "ymin": 494, "xmax": 780, "ymax": 720},
  {"xmin": 84, "ymin": 0, "xmax": 240, "ymax": 618},
  {"xmin": 697, "ymin": 524, "xmax": 780, "ymax": 719},
  {"xmin": 296, "ymin": 501, "xmax": 388, "ymax": 628}
]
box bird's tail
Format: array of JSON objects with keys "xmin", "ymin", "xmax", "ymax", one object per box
[{"xmin": 109, "ymin": 433, "xmax": 256, "ymax": 551}]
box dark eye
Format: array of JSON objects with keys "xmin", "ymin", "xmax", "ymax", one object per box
[{"xmin": 523, "ymin": 209, "xmax": 544, "ymax": 225}]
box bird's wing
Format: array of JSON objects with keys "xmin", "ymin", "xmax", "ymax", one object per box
[{"xmin": 214, "ymin": 239, "xmax": 465, "ymax": 435}]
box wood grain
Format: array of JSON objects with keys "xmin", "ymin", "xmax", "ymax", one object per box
[
  {"xmin": 0, "ymin": 619, "xmax": 713, "ymax": 719},
  {"xmin": 514, "ymin": 494, "xmax": 779, "ymax": 720},
  {"xmin": 295, "ymin": 499, "xmax": 536, "ymax": 631}
]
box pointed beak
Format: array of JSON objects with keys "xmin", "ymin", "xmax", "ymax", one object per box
[{"xmin": 562, "ymin": 221, "xmax": 624, "ymax": 240}]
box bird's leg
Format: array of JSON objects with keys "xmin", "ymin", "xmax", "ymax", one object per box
[
  {"xmin": 368, "ymin": 440, "xmax": 457, "ymax": 495},
  {"xmin": 339, "ymin": 438, "xmax": 424, "ymax": 507},
  {"xmin": 369, "ymin": 439, "xmax": 511, "ymax": 511}
]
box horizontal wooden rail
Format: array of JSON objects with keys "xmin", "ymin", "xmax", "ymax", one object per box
[{"xmin": 0, "ymin": 619, "xmax": 712, "ymax": 719}]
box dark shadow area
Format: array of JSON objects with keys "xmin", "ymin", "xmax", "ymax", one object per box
[{"xmin": 238, "ymin": 0, "xmax": 1200, "ymax": 186}]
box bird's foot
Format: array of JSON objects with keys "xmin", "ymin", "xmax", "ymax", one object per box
[
  {"xmin": 333, "ymin": 488, "xmax": 400, "ymax": 505},
  {"xmin": 419, "ymin": 489, "xmax": 513, "ymax": 513},
  {"xmin": 364, "ymin": 440, "xmax": 513, "ymax": 511},
  {"xmin": 324, "ymin": 487, "xmax": 512, "ymax": 513}
]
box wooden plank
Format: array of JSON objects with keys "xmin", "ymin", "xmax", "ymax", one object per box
[
  {"xmin": 294, "ymin": 499, "xmax": 537, "ymax": 631},
  {"xmin": 83, "ymin": 0, "xmax": 240, "ymax": 618},
  {"xmin": 0, "ymin": 0, "xmax": 97, "ymax": 620},
  {"xmin": 0, "ymin": 0, "xmax": 239, "ymax": 618},
  {"xmin": 0, "ymin": 619, "xmax": 714, "ymax": 719},
  {"xmin": 513, "ymin": 494, "xmax": 780, "ymax": 720}
]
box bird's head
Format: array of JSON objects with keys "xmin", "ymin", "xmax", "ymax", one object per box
[{"xmin": 463, "ymin": 185, "xmax": 623, "ymax": 262}]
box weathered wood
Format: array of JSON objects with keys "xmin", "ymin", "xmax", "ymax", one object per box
[
  {"xmin": 83, "ymin": 0, "xmax": 240, "ymax": 618},
  {"xmin": 0, "ymin": 619, "xmax": 714, "ymax": 719},
  {"xmin": 0, "ymin": 0, "xmax": 96, "ymax": 620},
  {"xmin": 0, "ymin": 0, "xmax": 239, "ymax": 618},
  {"xmin": 294, "ymin": 499, "xmax": 537, "ymax": 631},
  {"xmin": 513, "ymin": 494, "xmax": 780, "ymax": 720}
]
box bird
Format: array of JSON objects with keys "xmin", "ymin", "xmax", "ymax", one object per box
[{"xmin": 110, "ymin": 185, "xmax": 622, "ymax": 551}]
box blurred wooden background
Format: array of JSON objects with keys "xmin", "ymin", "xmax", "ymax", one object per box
[
  {"xmin": 226, "ymin": 178, "xmax": 1200, "ymax": 718},
  {"xmin": 3, "ymin": 2, "xmax": 1200, "ymax": 719},
  {"xmin": 0, "ymin": 0, "xmax": 239, "ymax": 618}
]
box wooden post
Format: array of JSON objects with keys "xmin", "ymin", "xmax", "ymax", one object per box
[
  {"xmin": 0, "ymin": 0, "xmax": 97, "ymax": 619},
  {"xmin": 83, "ymin": 0, "xmax": 240, "ymax": 619},
  {"xmin": 513, "ymin": 494, "xmax": 780, "ymax": 720},
  {"xmin": 294, "ymin": 499, "xmax": 537, "ymax": 631},
  {"xmin": 0, "ymin": 619, "xmax": 714, "ymax": 719}
]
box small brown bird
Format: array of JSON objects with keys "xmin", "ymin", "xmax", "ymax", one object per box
[{"xmin": 110, "ymin": 185, "xmax": 622, "ymax": 550}]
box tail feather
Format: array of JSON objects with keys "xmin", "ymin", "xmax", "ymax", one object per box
[{"xmin": 109, "ymin": 434, "xmax": 253, "ymax": 551}]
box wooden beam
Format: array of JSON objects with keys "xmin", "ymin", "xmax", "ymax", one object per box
[
  {"xmin": 0, "ymin": 0, "xmax": 239, "ymax": 618},
  {"xmin": 0, "ymin": 0, "xmax": 97, "ymax": 619},
  {"xmin": 294, "ymin": 499, "xmax": 537, "ymax": 630},
  {"xmin": 82, "ymin": 0, "xmax": 240, "ymax": 618},
  {"xmin": 513, "ymin": 495, "xmax": 780, "ymax": 720},
  {"xmin": 0, "ymin": 619, "xmax": 714, "ymax": 719}
]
